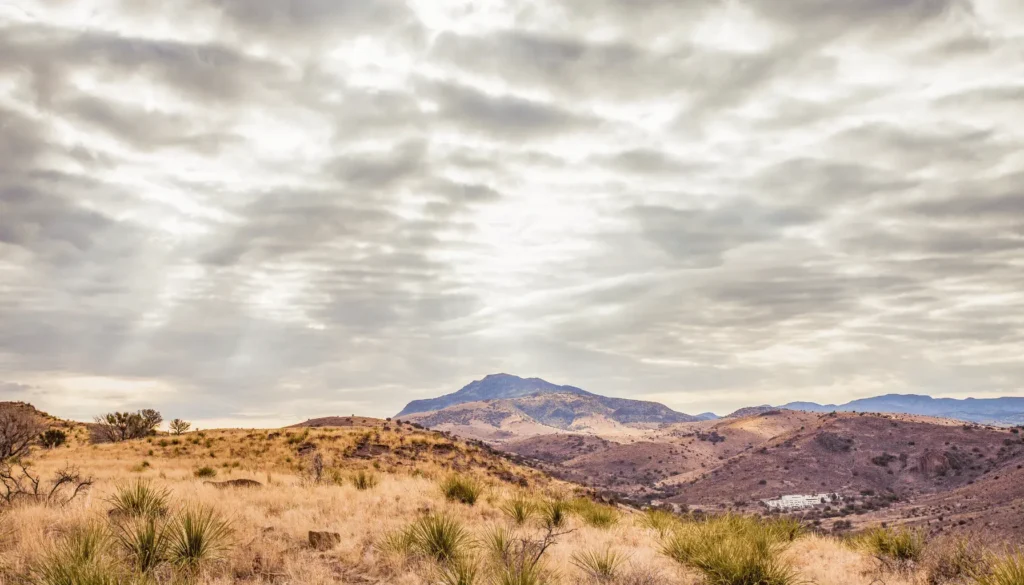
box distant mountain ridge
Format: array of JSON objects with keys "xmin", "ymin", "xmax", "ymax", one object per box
[
  {"xmin": 778, "ymin": 394, "xmax": 1024, "ymax": 425},
  {"xmin": 396, "ymin": 374, "xmax": 700, "ymax": 438},
  {"xmin": 397, "ymin": 374, "xmax": 591, "ymax": 417}
]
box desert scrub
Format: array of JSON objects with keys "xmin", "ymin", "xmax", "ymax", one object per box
[
  {"xmin": 857, "ymin": 526, "xmax": 926, "ymax": 565},
  {"xmin": 352, "ymin": 470, "xmax": 379, "ymax": 490},
  {"xmin": 539, "ymin": 499, "xmax": 570, "ymax": 529},
  {"xmin": 571, "ymin": 547, "xmax": 627, "ymax": 582},
  {"xmin": 638, "ymin": 509, "xmax": 679, "ymax": 537},
  {"xmin": 112, "ymin": 516, "xmax": 168, "ymax": 574},
  {"xmin": 500, "ymin": 492, "xmax": 537, "ymax": 525},
  {"xmin": 167, "ymin": 505, "xmax": 233, "ymax": 571},
  {"xmin": 924, "ymin": 537, "xmax": 987, "ymax": 584},
  {"xmin": 386, "ymin": 512, "xmax": 471, "ymax": 563},
  {"xmin": 572, "ymin": 498, "xmax": 619, "ymax": 528},
  {"xmin": 976, "ymin": 551, "xmax": 1024, "ymax": 585},
  {"xmin": 193, "ymin": 466, "xmax": 217, "ymax": 479},
  {"xmin": 35, "ymin": 522, "xmax": 121, "ymax": 585},
  {"xmin": 660, "ymin": 514, "xmax": 800, "ymax": 585},
  {"xmin": 107, "ymin": 479, "xmax": 170, "ymax": 519},
  {"xmin": 441, "ymin": 474, "xmax": 483, "ymax": 506}
]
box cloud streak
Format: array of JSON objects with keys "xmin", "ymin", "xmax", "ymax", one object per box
[{"xmin": 0, "ymin": 0, "xmax": 1022, "ymax": 422}]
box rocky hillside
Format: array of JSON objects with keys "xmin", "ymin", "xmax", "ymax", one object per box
[
  {"xmin": 779, "ymin": 394, "xmax": 1024, "ymax": 425},
  {"xmin": 397, "ymin": 374, "xmax": 699, "ymax": 439}
]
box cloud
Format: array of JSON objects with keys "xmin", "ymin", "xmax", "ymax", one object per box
[{"xmin": 0, "ymin": 0, "xmax": 1022, "ymax": 421}]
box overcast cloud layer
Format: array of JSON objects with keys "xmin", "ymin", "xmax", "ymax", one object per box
[{"xmin": 1, "ymin": 0, "xmax": 1023, "ymax": 425}]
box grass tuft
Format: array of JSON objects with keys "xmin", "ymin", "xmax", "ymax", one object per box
[
  {"xmin": 352, "ymin": 470, "xmax": 379, "ymax": 490},
  {"xmin": 107, "ymin": 479, "xmax": 170, "ymax": 519},
  {"xmin": 857, "ymin": 526, "xmax": 926, "ymax": 564},
  {"xmin": 976, "ymin": 551, "xmax": 1024, "ymax": 585},
  {"xmin": 660, "ymin": 514, "xmax": 799, "ymax": 585},
  {"xmin": 193, "ymin": 466, "xmax": 217, "ymax": 479},
  {"xmin": 112, "ymin": 516, "xmax": 168, "ymax": 574},
  {"xmin": 35, "ymin": 523, "xmax": 119, "ymax": 585},
  {"xmin": 572, "ymin": 499, "xmax": 619, "ymax": 528},
  {"xmin": 500, "ymin": 493, "xmax": 537, "ymax": 526},
  {"xmin": 167, "ymin": 505, "xmax": 233, "ymax": 571},
  {"xmin": 441, "ymin": 474, "xmax": 483, "ymax": 506},
  {"xmin": 539, "ymin": 499, "xmax": 570, "ymax": 529},
  {"xmin": 571, "ymin": 546, "xmax": 627, "ymax": 582},
  {"xmin": 406, "ymin": 512, "xmax": 472, "ymax": 563}
]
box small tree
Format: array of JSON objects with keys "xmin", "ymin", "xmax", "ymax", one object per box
[
  {"xmin": 1, "ymin": 410, "xmax": 43, "ymax": 461},
  {"xmin": 93, "ymin": 410, "xmax": 163, "ymax": 443},
  {"xmin": 39, "ymin": 429, "xmax": 67, "ymax": 449},
  {"xmin": 169, "ymin": 419, "xmax": 191, "ymax": 435}
]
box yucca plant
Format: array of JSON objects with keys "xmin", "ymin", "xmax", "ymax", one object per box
[
  {"xmin": 434, "ymin": 554, "xmax": 480, "ymax": 585},
  {"xmin": 572, "ymin": 499, "xmax": 618, "ymax": 528},
  {"xmin": 113, "ymin": 516, "xmax": 168, "ymax": 574},
  {"xmin": 441, "ymin": 475, "xmax": 483, "ymax": 506},
  {"xmin": 483, "ymin": 525, "xmax": 517, "ymax": 561},
  {"xmin": 858, "ymin": 526, "xmax": 926, "ymax": 563},
  {"xmin": 36, "ymin": 523, "xmax": 120, "ymax": 585},
  {"xmin": 571, "ymin": 547, "xmax": 627, "ymax": 582},
  {"xmin": 407, "ymin": 512, "xmax": 471, "ymax": 563},
  {"xmin": 491, "ymin": 562, "xmax": 548, "ymax": 585},
  {"xmin": 639, "ymin": 509, "xmax": 678, "ymax": 537},
  {"xmin": 107, "ymin": 479, "xmax": 170, "ymax": 519},
  {"xmin": 352, "ymin": 470, "xmax": 379, "ymax": 490},
  {"xmin": 167, "ymin": 505, "xmax": 233, "ymax": 571},
  {"xmin": 977, "ymin": 551, "xmax": 1024, "ymax": 585},
  {"xmin": 660, "ymin": 514, "xmax": 799, "ymax": 585},
  {"xmin": 539, "ymin": 499, "xmax": 570, "ymax": 529},
  {"xmin": 500, "ymin": 493, "xmax": 537, "ymax": 526}
]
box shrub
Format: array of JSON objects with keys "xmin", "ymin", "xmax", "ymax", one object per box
[
  {"xmin": 540, "ymin": 499, "xmax": 570, "ymax": 529},
  {"xmin": 112, "ymin": 516, "xmax": 168, "ymax": 574},
  {"xmin": 40, "ymin": 429, "xmax": 67, "ymax": 449},
  {"xmin": 976, "ymin": 551, "xmax": 1024, "ymax": 585},
  {"xmin": 92, "ymin": 410, "xmax": 162, "ymax": 443},
  {"xmin": 639, "ymin": 509, "xmax": 678, "ymax": 537},
  {"xmin": 660, "ymin": 514, "xmax": 799, "ymax": 585},
  {"xmin": 169, "ymin": 419, "xmax": 191, "ymax": 435},
  {"xmin": 571, "ymin": 547, "xmax": 627, "ymax": 582},
  {"xmin": 167, "ymin": 505, "xmax": 233, "ymax": 571},
  {"xmin": 36, "ymin": 523, "xmax": 119, "ymax": 585},
  {"xmin": 858, "ymin": 526, "xmax": 926, "ymax": 564},
  {"xmin": 434, "ymin": 554, "xmax": 481, "ymax": 585},
  {"xmin": 194, "ymin": 466, "xmax": 217, "ymax": 479},
  {"xmin": 107, "ymin": 479, "xmax": 170, "ymax": 519},
  {"xmin": 407, "ymin": 513, "xmax": 471, "ymax": 563},
  {"xmin": 441, "ymin": 474, "xmax": 483, "ymax": 506},
  {"xmin": 925, "ymin": 537, "xmax": 986, "ymax": 585},
  {"xmin": 572, "ymin": 499, "xmax": 619, "ymax": 528},
  {"xmin": 500, "ymin": 493, "xmax": 537, "ymax": 525},
  {"xmin": 352, "ymin": 470, "xmax": 379, "ymax": 490}
]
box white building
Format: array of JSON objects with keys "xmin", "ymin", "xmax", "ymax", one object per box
[{"xmin": 763, "ymin": 493, "xmax": 839, "ymax": 510}]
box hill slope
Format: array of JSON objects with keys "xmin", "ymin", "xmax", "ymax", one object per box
[{"xmin": 780, "ymin": 394, "xmax": 1024, "ymax": 425}]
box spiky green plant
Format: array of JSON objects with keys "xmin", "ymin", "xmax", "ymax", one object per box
[
  {"xmin": 572, "ymin": 499, "xmax": 619, "ymax": 528},
  {"xmin": 167, "ymin": 505, "xmax": 232, "ymax": 571},
  {"xmin": 440, "ymin": 475, "xmax": 483, "ymax": 506},
  {"xmin": 858, "ymin": 526, "xmax": 926, "ymax": 563},
  {"xmin": 638, "ymin": 509, "xmax": 678, "ymax": 537},
  {"xmin": 434, "ymin": 554, "xmax": 481, "ymax": 585},
  {"xmin": 976, "ymin": 551, "xmax": 1024, "ymax": 585},
  {"xmin": 112, "ymin": 516, "xmax": 168, "ymax": 574},
  {"xmin": 483, "ymin": 525, "xmax": 517, "ymax": 561},
  {"xmin": 660, "ymin": 514, "xmax": 799, "ymax": 585},
  {"xmin": 500, "ymin": 493, "xmax": 537, "ymax": 526},
  {"xmin": 35, "ymin": 523, "xmax": 120, "ymax": 585},
  {"xmin": 107, "ymin": 479, "xmax": 170, "ymax": 519},
  {"xmin": 571, "ymin": 547, "xmax": 627, "ymax": 582},
  {"xmin": 491, "ymin": 562, "xmax": 548, "ymax": 585},
  {"xmin": 539, "ymin": 499, "xmax": 569, "ymax": 529},
  {"xmin": 407, "ymin": 513, "xmax": 471, "ymax": 563}
]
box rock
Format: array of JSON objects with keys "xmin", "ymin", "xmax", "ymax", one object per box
[
  {"xmin": 204, "ymin": 479, "xmax": 262, "ymax": 489},
  {"xmin": 309, "ymin": 531, "xmax": 341, "ymax": 550}
]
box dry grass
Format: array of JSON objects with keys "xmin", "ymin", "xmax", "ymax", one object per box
[{"xmin": 0, "ymin": 423, "xmax": 986, "ymax": 585}]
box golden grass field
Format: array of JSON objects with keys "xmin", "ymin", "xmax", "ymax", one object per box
[{"xmin": 0, "ymin": 418, "xmax": 1013, "ymax": 585}]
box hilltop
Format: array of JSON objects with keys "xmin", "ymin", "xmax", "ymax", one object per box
[{"xmin": 778, "ymin": 394, "xmax": 1024, "ymax": 426}]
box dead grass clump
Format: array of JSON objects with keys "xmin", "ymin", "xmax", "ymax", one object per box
[{"xmin": 924, "ymin": 537, "xmax": 987, "ymax": 584}]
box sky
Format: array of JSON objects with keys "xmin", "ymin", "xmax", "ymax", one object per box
[{"xmin": 1, "ymin": 0, "xmax": 1023, "ymax": 427}]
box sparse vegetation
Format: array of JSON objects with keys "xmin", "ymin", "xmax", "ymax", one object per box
[
  {"xmin": 169, "ymin": 419, "xmax": 192, "ymax": 435},
  {"xmin": 107, "ymin": 479, "xmax": 170, "ymax": 519},
  {"xmin": 572, "ymin": 498, "xmax": 619, "ymax": 528},
  {"xmin": 92, "ymin": 410, "xmax": 163, "ymax": 443},
  {"xmin": 660, "ymin": 514, "xmax": 800, "ymax": 585},
  {"xmin": 352, "ymin": 469, "xmax": 379, "ymax": 490},
  {"xmin": 976, "ymin": 551, "xmax": 1024, "ymax": 585},
  {"xmin": 857, "ymin": 526, "xmax": 926, "ymax": 569},
  {"xmin": 441, "ymin": 474, "xmax": 483, "ymax": 505},
  {"xmin": 193, "ymin": 466, "xmax": 217, "ymax": 478},
  {"xmin": 500, "ymin": 492, "xmax": 537, "ymax": 525},
  {"xmin": 571, "ymin": 547, "xmax": 627, "ymax": 582},
  {"xmin": 39, "ymin": 429, "xmax": 67, "ymax": 449}
]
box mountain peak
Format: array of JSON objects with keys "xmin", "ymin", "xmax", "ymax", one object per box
[{"xmin": 396, "ymin": 374, "xmax": 591, "ymax": 417}]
